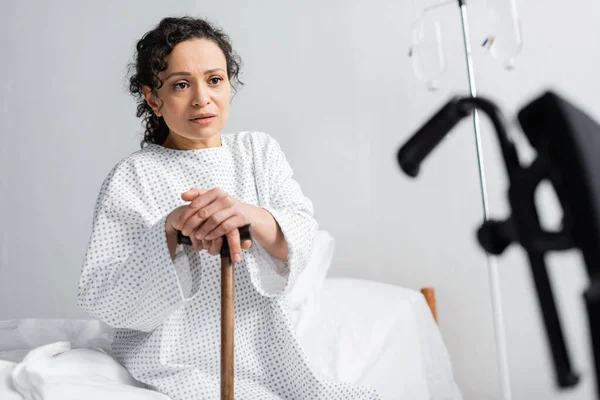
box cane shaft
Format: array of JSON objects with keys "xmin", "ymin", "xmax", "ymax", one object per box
[
  {"xmin": 176, "ymin": 225, "xmax": 250, "ymax": 400},
  {"xmin": 221, "ymin": 257, "xmax": 234, "ymax": 400}
]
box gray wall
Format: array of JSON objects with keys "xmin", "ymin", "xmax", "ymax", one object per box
[{"xmin": 1, "ymin": 1, "xmax": 599, "ymax": 399}]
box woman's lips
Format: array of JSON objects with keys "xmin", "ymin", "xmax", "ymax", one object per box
[{"xmin": 190, "ymin": 116, "xmax": 216, "ymax": 125}]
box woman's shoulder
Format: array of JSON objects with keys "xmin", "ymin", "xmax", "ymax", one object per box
[
  {"xmin": 96, "ymin": 146, "xmax": 159, "ymax": 196},
  {"xmin": 224, "ymin": 131, "xmax": 283, "ymax": 156},
  {"xmin": 105, "ymin": 146, "xmax": 156, "ymax": 177}
]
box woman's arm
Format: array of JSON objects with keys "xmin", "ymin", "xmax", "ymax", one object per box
[
  {"xmin": 243, "ymin": 204, "xmax": 288, "ymax": 262},
  {"xmin": 79, "ymin": 164, "xmax": 201, "ymax": 333}
]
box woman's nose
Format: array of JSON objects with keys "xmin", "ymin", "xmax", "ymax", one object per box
[{"xmin": 192, "ymin": 84, "xmax": 210, "ymax": 107}]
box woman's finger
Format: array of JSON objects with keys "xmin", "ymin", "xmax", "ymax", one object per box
[
  {"xmin": 202, "ymin": 239, "xmax": 211, "ymax": 251},
  {"xmin": 196, "ymin": 207, "xmax": 237, "ymax": 240},
  {"xmin": 226, "ymin": 228, "xmax": 242, "ymax": 263},
  {"xmin": 178, "ymin": 194, "xmax": 219, "ymax": 234},
  {"xmin": 193, "ymin": 195, "xmax": 236, "ymax": 239},
  {"xmin": 189, "ymin": 234, "xmax": 203, "ymax": 252},
  {"xmin": 189, "ymin": 187, "xmax": 222, "ymax": 211},
  {"xmin": 181, "ymin": 208, "xmax": 212, "ymax": 237},
  {"xmin": 208, "ymin": 237, "xmax": 223, "ymax": 256},
  {"xmin": 181, "ymin": 188, "xmax": 209, "ymax": 202}
]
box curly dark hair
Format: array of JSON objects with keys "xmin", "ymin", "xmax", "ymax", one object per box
[{"xmin": 128, "ymin": 16, "xmax": 243, "ymax": 148}]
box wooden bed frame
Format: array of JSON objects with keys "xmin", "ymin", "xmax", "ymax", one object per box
[{"xmin": 420, "ymin": 287, "xmax": 437, "ymax": 323}]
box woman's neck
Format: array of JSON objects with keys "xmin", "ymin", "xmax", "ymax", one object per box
[{"xmin": 163, "ymin": 132, "xmax": 222, "ymax": 150}]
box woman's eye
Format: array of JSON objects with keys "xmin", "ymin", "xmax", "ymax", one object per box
[
  {"xmin": 209, "ymin": 77, "xmax": 223, "ymax": 85},
  {"xmin": 173, "ymin": 82, "xmax": 189, "ymax": 90}
]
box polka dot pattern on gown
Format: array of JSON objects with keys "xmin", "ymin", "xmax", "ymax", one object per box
[{"xmin": 78, "ymin": 131, "xmax": 381, "ymax": 399}]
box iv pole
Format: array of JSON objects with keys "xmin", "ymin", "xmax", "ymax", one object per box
[
  {"xmin": 412, "ymin": 1, "xmax": 513, "ymax": 398},
  {"xmin": 457, "ymin": 2, "xmax": 512, "ymax": 399}
]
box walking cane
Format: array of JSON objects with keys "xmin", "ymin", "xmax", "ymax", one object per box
[{"xmin": 177, "ymin": 224, "xmax": 252, "ymax": 400}]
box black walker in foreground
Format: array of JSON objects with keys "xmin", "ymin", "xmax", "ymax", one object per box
[{"xmin": 397, "ymin": 91, "xmax": 600, "ymax": 398}]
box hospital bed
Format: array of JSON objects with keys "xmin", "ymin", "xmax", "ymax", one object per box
[{"xmin": 0, "ymin": 231, "xmax": 463, "ymax": 400}]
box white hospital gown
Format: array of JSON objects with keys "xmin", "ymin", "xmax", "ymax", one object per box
[{"xmin": 78, "ymin": 131, "xmax": 381, "ymax": 399}]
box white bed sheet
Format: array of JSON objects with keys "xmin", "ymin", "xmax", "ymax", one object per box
[
  {"xmin": 293, "ymin": 278, "xmax": 463, "ymax": 400},
  {"xmin": 0, "ymin": 278, "xmax": 462, "ymax": 400}
]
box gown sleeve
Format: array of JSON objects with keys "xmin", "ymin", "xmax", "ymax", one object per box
[
  {"xmin": 247, "ymin": 132, "xmax": 318, "ymax": 297},
  {"xmin": 77, "ymin": 159, "xmax": 202, "ymax": 333}
]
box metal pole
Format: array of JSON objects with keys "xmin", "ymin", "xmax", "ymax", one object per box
[{"xmin": 458, "ymin": 1, "xmax": 512, "ymax": 399}]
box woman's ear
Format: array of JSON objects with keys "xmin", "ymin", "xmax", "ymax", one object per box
[{"xmin": 143, "ymin": 85, "xmax": 162, "ymax": 117}]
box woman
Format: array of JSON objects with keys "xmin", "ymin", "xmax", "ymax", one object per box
[{"xmin": 78, "ymin": 16, "xmax": 380, "ymax": 399}]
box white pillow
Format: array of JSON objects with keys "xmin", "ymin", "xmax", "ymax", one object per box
[
  {"xmin": 285, "ymin": 230, "xmax": 335, "ymax": 310},
  {"xmin": 11, "ymin": 342, "xmax": 172, "ymax": 400}
]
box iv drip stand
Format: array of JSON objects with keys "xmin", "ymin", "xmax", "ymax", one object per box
[{"xmin": 457, "ymin": 1, "xmax": 512, "ymax": 399}]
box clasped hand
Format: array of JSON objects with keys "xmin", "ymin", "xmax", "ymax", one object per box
[{"xmin": 167, "ymin": 188, "xmax": 253, "ymax": 263}]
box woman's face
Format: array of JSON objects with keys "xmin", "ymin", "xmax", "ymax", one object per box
[{"xmin": 144, "ymin": 38, "xmax": 231, "ymax": 147}]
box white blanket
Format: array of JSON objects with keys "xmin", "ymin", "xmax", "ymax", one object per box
[
  {"xmin": 4, "ymin": 342, "xmax": 170, "ymax": 400},
  {"xmin": 0, "ymin": 278, "xmax": 463, "ymax": 400}
]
